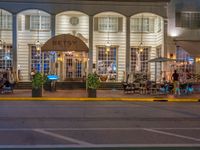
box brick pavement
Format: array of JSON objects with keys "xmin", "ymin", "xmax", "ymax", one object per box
[{"xmin": 0, "ymin": 89, "xmax": 199, "ymax": 99}]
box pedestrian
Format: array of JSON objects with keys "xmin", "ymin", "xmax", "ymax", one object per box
[{"xmin": 171, "ymin": 70, "xmax": 180, "ymax": 96}]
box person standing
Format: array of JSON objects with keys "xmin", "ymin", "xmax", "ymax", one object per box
[{"xmin": 171, "ymin": 70, "xmax": 180, "ymax": 96}]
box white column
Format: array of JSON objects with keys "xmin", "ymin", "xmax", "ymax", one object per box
[
  {"xmin": 51, "ymin": 14, "xmax": 56, "ymax": 37},
  {"xmin": 88, "ymin": 15, "xmax": 93, "ymax": 73},
  {"xmin": 126, "ymin": 16, "xmax": 130, "ymax": 74},
  {"xmin": 12, "ymin": 14, "xmax": 17, "ymax": 77}
]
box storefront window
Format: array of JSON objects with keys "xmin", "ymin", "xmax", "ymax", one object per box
[
  {"xmin": 0, "ymin": 44, "xmax": 12, "ymax": 69},
  {"xmin": 97, "ymin": 47, "xmax": 117, "ymax": 81},
  {"xmin": 176, "ymin": 47, "xmax": 194, "ymax": 73},
  {"xmin": 30, "ymin": 45, "xmax": 50, "ymax": 76},
  {"xmin": 130, "ymin": 47, "xmax": 149, "ymax": 73}
]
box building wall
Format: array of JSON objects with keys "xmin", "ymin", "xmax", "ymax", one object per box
[
  {"xmin": 130, "ymin": 13, "xmax": 164, "ymax": 81},
  {"xmin": 0, "ymin": 10, "xmax": 12, "ymax": 48},
  {"xmin": 17, "ymin": 10, "xmax": 51, "ymax": 81},
  {"xmin": 56, "ymin": 11, "xmax": 89, "ymax": 45},
  {"xmin": 168, "ymin": 0, "xmax": 200, "ymax": 40},
  {"xmin": 93, "ymin": 12, "xmax": 126, "ymax": 81},
  {"xmin": 0, "ymin": 0, "xmax": 169, "ymax": 82}
]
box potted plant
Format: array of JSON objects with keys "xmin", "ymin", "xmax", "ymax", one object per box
[
  {"xmin": 87, "ymin": 72, "xmax": 100, "ymax": 98},
  {"xmin": 32, "ymin": 72, "xmax": 46, "ymax": 97}
]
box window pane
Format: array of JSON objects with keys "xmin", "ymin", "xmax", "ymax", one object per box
[
  {"xmin": 98, "ymin": 17, "xmax": 118, "ymax": 32},
  {"xmin": 41, "ymin": 16, "xmax": 50, "ymax": 30},
  {"xmin": 30, "ymin": 15, "xmax": 40, "ymax": 30},
  {"xmin": 0, "ymin": 44, "xmax": 13, "ymax": 70},
  {"xmin": 130, "ymin": 47, "xmax": 149, "ymax": 73},
  {"xmin": 97, "ymin": 47, "xmax": 117, "ymax": 81}
]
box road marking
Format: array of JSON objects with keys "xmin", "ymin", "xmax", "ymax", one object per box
[
  {"xmin": 1, "ymin": 144, "xmax": 200, "ymax": 148},
  {"xmin": 0, "ymin": 127, "xmax": 200, "ymax": 131},
  {"xmin": 143, "ymin": 128, "xmax": 200, "ymax": 142},
  {"xmin": 33, "ymin": 129, "xmax": 94, "ymax": 146}
]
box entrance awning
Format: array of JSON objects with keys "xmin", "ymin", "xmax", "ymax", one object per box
[
  {"xmin": 41, "ymin": 34, "xmax": 89, "ymax": 52},
  {"xmin": 175, "ymin": 40, "xmax": 200, "ymax": 57}
]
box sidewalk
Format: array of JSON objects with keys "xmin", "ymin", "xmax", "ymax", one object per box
[{"xmin": 0, "ymin": 89, "xmax": 199, "ymax": 102}]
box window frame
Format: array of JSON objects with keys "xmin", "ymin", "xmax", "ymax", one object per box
[
  {"xmin": 130, "ymin": 46, "xmax": 150, "ymax": 73},
  {"xmin": 96, "ymin": 45, "xmax": 118, "ymax": 81},
  {"xmin": 30, "ymin": 15, "xmax": 51, "ymax": 31},
  {"xmin": 0, "ymin": 43, "xmax": 13, "ymax": 70},
  {"xmin": 130, "ymin": 17, "xmax": 155, "ymax": 33},
  {"xmin": 29, "ymin": 44, "xmax": 50, "ymax": 79},
  {"xmin": 98, "ymin": 16, "xmax": 119, "ymax": 33},
  {"xmin": 0, "ymin": 14, "xmax": 12, "ymax": 30}
]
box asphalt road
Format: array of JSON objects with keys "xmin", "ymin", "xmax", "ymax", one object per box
[{"xmin": 0, "ymin": 101, "xmax": 200, "ymax": 149}]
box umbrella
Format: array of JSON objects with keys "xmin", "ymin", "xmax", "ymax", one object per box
[
  {"xmin": 148, "ymin": 57, "xmax": 175, "ymax": 82},
  {"xmin": 148, "ymin": 57, "xmax": 175, "ymax": 62}
]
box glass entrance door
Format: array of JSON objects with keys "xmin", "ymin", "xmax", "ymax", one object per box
[{"xmin": 64, "ymin": 51, "xmax": 87, "ymax": 81}]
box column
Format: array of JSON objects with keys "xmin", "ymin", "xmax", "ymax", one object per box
[
  {"xmin": 51, "ymin": 14, "xmax": 56, "ymax": 37},
  {"xmin": 163, "ymin": 18, "xmax": 169, "ymax": 79},
  {"xmin": 126, "ymin": 16, "xmax": 130, "ymax": 74},
  {"xmin": 12, "ymin": 14, "xmax": 17, "ymax": 77},
  {"xmin": 163, "ymin": 18, "xmax": 168, "ymax": 58},
  {"xmin": 51, "ymin": 14, "xmax": 56, "ymax": 76},
  {"xmin": 88, "ymin": 15, "xmax": 93, "ymax": 73}
]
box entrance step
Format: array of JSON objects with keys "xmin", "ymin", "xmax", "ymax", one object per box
[
  {"xmin": 15, "ymin": 82, "xmax": 123, "ymax": 90},
  {"xmin": 99, "ymin": 82, "xmax": 123, "ymax": 90},
  {"xmin": 56, "ymin": 82, "xmax": 86, "ymax": 89},
  {"xmin": 15, "ymin": 82, "xmax": 32, "ymax": 89}
]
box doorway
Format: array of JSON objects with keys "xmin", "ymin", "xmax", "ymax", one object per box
[{"xmin": 63, "ymin": 51, "xmax": 88, "ymax": 81}]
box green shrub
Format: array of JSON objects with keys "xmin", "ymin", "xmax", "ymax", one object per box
[{"xmin": 87, "ymin": 73, "xmax": 100, "ymax": 89}]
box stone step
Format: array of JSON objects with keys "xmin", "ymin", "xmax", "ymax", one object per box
[{"xmin": 15, "ymin": 82, "xmax": 123, "ymax": 90}]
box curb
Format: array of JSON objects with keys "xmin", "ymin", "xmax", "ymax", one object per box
[{"xmin": 0, "ymin": 97, "xmax": 199, "ymax": 102}]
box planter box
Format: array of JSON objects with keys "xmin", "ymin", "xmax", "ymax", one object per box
[
  {"xmin": 87, "ymin": 88, "xmax": 96, "ymax": 98},
  {"xmin": 32, "ymin": 88, "xmax": 42, "ymax": 97}
]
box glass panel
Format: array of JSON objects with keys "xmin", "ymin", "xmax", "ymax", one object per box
[
  {"xmin": 41, "ymin": 16, "xmax": 50, "ymax": 30},
  {"xmin": 176, "ymin": 47, "xmax": 194, "ymax": 73},
  {"xmin": 30, "ymin": 15, "xmax": 40, "ymax": 30},
  {"xmin": 98, "ymin": 17, "xmax": 118, "ymax": 32},
  {"xmin": 130, "ymin": 47, "xmax": 149, "ymax": 73},
  {"xmin": 97, "ymin": 47, "xmax": 117, "ymax": 81},
  {"xmin": 0, "ymin": 44, "xmax": 12, "ymax": 70},
  {"xmin": 30, "ymin": 45, "xmax": 50, "ymax": 77}
]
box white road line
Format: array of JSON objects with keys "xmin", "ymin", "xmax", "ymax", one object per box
[
  {"xmin": 33, "ymin": 129, "xmax": 94, "ymax": 146},
  {"xmin": 0, "ymin": 127, "xmax": 200, "ymax": 131},
  {"xmin": 1, "ymin": 144, "xmax": 200, "ymax": 148},
  {"xmin": 143, "ymin": 128, "xmax": 200, "ymax": 142}
]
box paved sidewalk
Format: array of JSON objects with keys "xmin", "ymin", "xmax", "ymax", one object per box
[{"xmin": 0, "ymin": 89, "xmax": 199, "ymax": 101}]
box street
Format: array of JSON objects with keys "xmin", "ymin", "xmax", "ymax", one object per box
[{"xmin": 0, "ymin": 101, "xmax": 200, "ymax": 149}]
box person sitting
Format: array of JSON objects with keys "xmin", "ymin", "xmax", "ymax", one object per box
[{"xmin": 2, "ymin": 80, "xmax": 13, "ymax": 93}]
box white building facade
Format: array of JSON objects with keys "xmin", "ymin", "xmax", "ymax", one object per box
[{"xmin": 1, "ymin": 0, "xmax": 199, "ymax": 83}]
